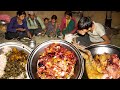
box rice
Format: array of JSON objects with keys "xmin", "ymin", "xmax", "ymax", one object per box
[
  {"xmin": 0, "ymin": 70, "xmax": 5, "ymax": 78},
  {"xmin": 0, "ymin": 54, "xmax": 7, "ymax": 71},
  {"xmin": 0, "ymin": 54, "xmax": 7, "ymax": 78},
  {"xmin": 2, "ymin": 46, "xmax": 12, "ymax": 54}
]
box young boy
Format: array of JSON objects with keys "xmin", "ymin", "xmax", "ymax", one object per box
[
  {"xmin": 46, "ymin": 15, "xmax": 59, "ymax": 37},
  {"xmin": 76, "ymin": 17, "xmax": 110, "ymax": 46},
  {"xmin": 43, "ymin": 18, "xmax": 49, "ymax": 34}
]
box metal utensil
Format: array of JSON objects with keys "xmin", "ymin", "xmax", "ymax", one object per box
[{"xmin": 29, "ymin": 40, "xmax": 36, "ymax": 49}]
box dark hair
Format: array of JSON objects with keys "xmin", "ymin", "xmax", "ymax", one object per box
[
  {"xmin": 78, "ymin": 17, "xmax": 93, "ymax": 30},
  {"xmin": 64, "ymin": 11, "xmax": 72, "ymax": 17},
  {"xmin": 51, "ymin": 15, "xmax": 57, "ymax": 20},
  {"xmin": 16, "ymin": 11, "xmax": 26, "ymax": 16},
  {"xmin": 44, "ymin": 18, "xmax": 49, "ymax": 22}
]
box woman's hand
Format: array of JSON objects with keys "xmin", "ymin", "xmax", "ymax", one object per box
[
  {"xmin": 16, "ymin": 28, "xmax": 26, "ymax": 31},
  {"xmin": 27, "ymin": 31, "xmax": 32, "ymax": 39}
]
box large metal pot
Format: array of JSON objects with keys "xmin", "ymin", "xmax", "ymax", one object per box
[
  {"xmin": 27, "ymin": 40, "xmax": 84, "ymax": 79},
  {"xmin": 0, "ymin": 42, "xmax": 32, "ymax": 79},
  {"xmin": 82, "ymin": 44, "xmax": 120, "ymax": 79}
]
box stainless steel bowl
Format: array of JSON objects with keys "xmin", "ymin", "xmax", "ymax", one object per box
[
  {"xmin": 27, "ymin": 40, "xmax": 84, "ymax": 79},
  {"xmin": 0, "ymin": 42, "xmax": 32, "ymax": 79},
  {"xmin": 86, "ymin": 44, "xmax": 120, "ymax": 57},
  {"xmin": 82, "ymin": 44, "xmax": 120, "ymax": 79}
]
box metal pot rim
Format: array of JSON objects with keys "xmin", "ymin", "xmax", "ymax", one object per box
[
  {"xmin": 86, "ymin": 44, "xmax": 120, "ymax": 49},
  {"xmin": 0, "ymin": 42, "xmax": 32, "ymax": 52}
]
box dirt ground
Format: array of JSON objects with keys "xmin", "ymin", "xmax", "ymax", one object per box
[
  {"xmin": 0, "ymin": 27, "xmax": 120, "ymax": 48},
  {"xmin": 106, "ymin": 28, "xmax": 120, "ymax": 47}
]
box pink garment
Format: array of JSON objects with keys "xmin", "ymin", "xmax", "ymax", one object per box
[
  {"xmin": 0, "ymin": 14, "xmax": 11, "ymax": 23},
  {"xmin": 59, "ymin": 17, "xmax": 77, "ymax": 34}
]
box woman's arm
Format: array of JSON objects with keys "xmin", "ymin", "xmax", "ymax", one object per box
[
  {"xmin": 59, "ymin": 17, "xmax": 66, "ymax": 31},
  {"xmin": 7, "ymin": 17, "xmax": 17, "ymax": 32},
  {"xmin": 68, "ymin": 20, "xmax": 75, "ymax": 34},
  {"xmin": 70, "ymin": 17, "xmax": 77, "ymax": 34},
  {"xmin": 22, "ymin": 19, "xmax": 29, "ymax": 31},
  {"xmin": 23, "ymin": 19, "xmax": 32, "ymax": 38}
]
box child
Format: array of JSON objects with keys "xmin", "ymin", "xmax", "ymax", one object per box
[
  {"xmin": 46, "ymin": 15, "xmax": 59, "ymax": 37},
  {"xmin": 43, "ymin": 18, "xmax": 49, "ymax": 35},
  {"xmin": 44, "ymin": 18, "xmax": 49, "ymax": 26},
  {"xmin": 76, "ymin": 16, "xmax": 110, "ymax": 46}
]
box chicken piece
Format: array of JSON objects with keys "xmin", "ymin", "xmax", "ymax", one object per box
[
  {"xmin": 91, "ymin": 60, "xmax": 100, "ymax": 71},
  {"xmin": 77, "ymin": 49, "xmax": 104, "ymax": 79},
  {"xmin": 106, "ymin": 64, "xmax": 120, "ymax": 79},
  {"xmin": 85, "ymin": 57, "xmax": 104, "ymax": 79},
  {"xmin": 12, "ymin": 48, "xmax": 19, "ymax": 53},
  {"xmin": 99, "ymin": 54, "xmax": 108, "ymax": 67},
  {"xmin": 96, "ymin": 64, "xmax": 107, "ymax": 74},
  {"xmin": 94, "ymin": 54, "xmax": 99, "ymax": 61},
  {"xmin": 101, "ymin": 74, "xmax": 109, "ymax": 79},
  {"xmin": 111, "ymin": 54, "xmax": 120, "ymax": 66},
  {"xmin": 105, "ymin": 53, "xmax": 111, "ymax": 59},
  {"xmin": 73, "ymin": 43, "xmax": 104, "ymax": 79}
]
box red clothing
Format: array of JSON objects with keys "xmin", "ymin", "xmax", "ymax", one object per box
[
  {"xmin": 0, "ymin": 14, "xmax": 11, "ymax": 23},
  {"xmin": 59, "ymin": 17, "xmax": 77, "ymax": 34}
]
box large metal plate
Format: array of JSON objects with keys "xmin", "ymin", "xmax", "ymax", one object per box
[{"xmin": 0, "ymin": 42, "xmax": 32, "ymax": 79}]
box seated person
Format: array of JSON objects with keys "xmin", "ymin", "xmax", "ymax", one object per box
[
  {"xmin": 26, "ymin": 11, "xmax": 46, "ymax": 37},
  {"xmin": 57, "ymin": 11, "xmax": 77, "ymax": 37},
  {"xmin": 44, "ymin": 17, "xmax": 49, "ymax": 34},
  {"xmin": 5, "ymin": 11, "xmax": 31, "ymax": 40},
  {"xmin": 44, "ymin": 18, "xmax": 49, "ymax": 28},
  {"xmin": 76, "ymin": 16, "xmax": 110, "ymax": 46},
  {"xmin": 46, "ymin": 15, "xmax": 59, "ymax": 37}
]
